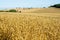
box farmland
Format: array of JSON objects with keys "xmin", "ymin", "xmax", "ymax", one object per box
[{"xmin": 0, "ymin": 8, "xmax": 60, "ymax": 40}]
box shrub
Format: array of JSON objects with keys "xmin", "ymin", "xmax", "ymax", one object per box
[{"xmin": 8, "ymin": 9, "xmax": 17, "ymax": 12}]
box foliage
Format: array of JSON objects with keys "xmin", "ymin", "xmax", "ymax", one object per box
[
  {"xmin": 0, "ymin": 9, "xmax": 17, "ymax": 12},
  {"xmin": 8, "ymin": 9, "xmax": 17, "ymax": 12},
  {"xmin": 50, "ymin": 4, "xmax": 60, "ymax": 8}
]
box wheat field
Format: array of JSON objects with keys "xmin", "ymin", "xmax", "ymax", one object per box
[{"xmin": 0, "ymin": 10, "xmax": 60, "ymax": 40}]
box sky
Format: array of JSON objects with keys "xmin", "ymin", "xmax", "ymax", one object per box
[{"xmin": 0, "ymin": 0, "xmax": 60, "ymax": 9}]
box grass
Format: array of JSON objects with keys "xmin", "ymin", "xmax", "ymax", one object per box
[{"xmin": 0, "ymin": 12, "xmax": 60, "ymax": 40}]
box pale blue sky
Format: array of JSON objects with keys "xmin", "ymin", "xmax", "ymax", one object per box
[{"xmin": 0, "ymin": 0, "xmax": 60, "ymax": 9}]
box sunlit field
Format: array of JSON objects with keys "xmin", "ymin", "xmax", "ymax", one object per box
[{"xmin": 0, "ymin": 8, "xmax": 60, "ymax": 40}]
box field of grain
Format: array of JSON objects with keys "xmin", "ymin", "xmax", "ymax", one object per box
[
  {"xmin": 15, "ymin": 8, "xmax": 60, "ymax": 13},
  {"xmin": 0, "ymin": 12, "xmax": 60, "ymax": 40}
]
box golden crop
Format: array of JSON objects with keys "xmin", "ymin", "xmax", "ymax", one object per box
[{"xmin": 0, "ymin": 12, "xmax": 60, "ymax": 40}]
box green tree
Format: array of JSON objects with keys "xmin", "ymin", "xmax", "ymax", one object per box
[
  {"xmin": 9, "ymin": 9, "xmax": 17, "ymax": 12},
  {"xmin": 50, "ymin": 4, "xmax": 60, "ymax": 8}
]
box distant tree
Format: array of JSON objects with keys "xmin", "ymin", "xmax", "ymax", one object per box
[
  {"xmin": 8, "ymin": 9, "xmax": 17, "ymax": 12},
  {"xmin": 43, "ymin": 7, "xmax": 45, "ymax": 8},
  {"xmin": 50, "ymin": 4, "xmax": 60, "ymax": 8}
]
